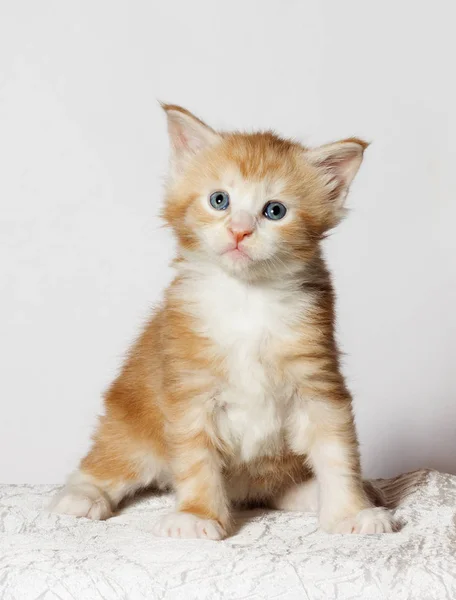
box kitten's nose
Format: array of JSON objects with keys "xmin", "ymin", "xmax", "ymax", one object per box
[
  {"xmin": 228, "ymin": 212, "xmax": 254, "ymax": 244},
  {"xmin": 229, "ymin": 228, "xmax": 253, "ymax": 244}
]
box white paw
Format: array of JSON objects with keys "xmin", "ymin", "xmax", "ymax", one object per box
[
  {"xmin": 153, "ymin": 512, "xmax": 226, "ymax": 540},
  {"xmin": 50, "ymin": 483, "xmax": 112, "ymax": 520},
  {"xmin": 332, "ymin": 507, "xmax": 396, "ymax": 534}
]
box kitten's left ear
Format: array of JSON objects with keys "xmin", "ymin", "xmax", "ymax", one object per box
[
  {"xmin": 305, "ymin": 138, "xmax": 368, "ymax": 211},
  {"xmin": 161, "ymin": 103, "xmax": 220, "ymax": 176}
]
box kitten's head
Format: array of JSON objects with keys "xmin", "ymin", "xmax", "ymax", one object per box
[{"xmin": 162, "ymin": 104, "xmax": 367, "ymax": 282}]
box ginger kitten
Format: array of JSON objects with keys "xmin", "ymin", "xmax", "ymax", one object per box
[{"xmin": 51, "ymin": 105, "xmax": 396, "ymax": 539}]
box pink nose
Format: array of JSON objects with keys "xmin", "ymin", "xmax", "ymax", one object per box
[
  {"xmin": 228, "ymin": 212, "xmax": 255, "ymax": 245},
  {"xmin": 229, "ymin": 227, "xmax": 253, "ymax": 244}
]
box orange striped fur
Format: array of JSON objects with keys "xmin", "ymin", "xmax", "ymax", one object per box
[{"xmin": 51, "ymin": 105, "xmax": 396, "ymax": 538}]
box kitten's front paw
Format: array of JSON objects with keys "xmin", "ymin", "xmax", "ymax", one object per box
[
  {"xmin": 330, "ymin": 507, "xmax": 397, "ymax": 534},
  {"xmin": 153, "ymin": 512, "xmax": 226, "ymax": 540},
  {"xmin": 50, "ymin": 484, "xmax": 111, "ymax": 520}
]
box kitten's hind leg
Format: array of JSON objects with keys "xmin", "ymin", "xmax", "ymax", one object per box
[
  {"xmin": 50, "ymin": 419, "xmax": 169, "ymax": 520},
  {"xmin": 50, "ymin": 470, "xmax": 117, "ymax": 520},
  {"xmin": 271, "ymin": 478, "xmax": 319, "ymax": 512}
]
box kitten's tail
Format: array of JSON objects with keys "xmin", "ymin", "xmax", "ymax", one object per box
[{"xmin": 364, "ymin": 470, "xmax": 425, "ymax": 509}]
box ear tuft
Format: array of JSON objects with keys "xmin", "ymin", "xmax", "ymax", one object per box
[
  {"xmin": 340, "ymin": 137, "xmax": 370, "ymax": 151},
  {"xmin": 161, "ymin": 103, "xmax": 220, "ymax": 176}
]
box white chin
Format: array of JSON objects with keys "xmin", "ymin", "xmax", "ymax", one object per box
[{"xmin": 220, "ymin": 252, "xmax": 252, "ymax": 274}]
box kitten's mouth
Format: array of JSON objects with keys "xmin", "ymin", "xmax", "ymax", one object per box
[{"xmin": 221, "ymin": 245, "xmax": 252, "ymax": 261}]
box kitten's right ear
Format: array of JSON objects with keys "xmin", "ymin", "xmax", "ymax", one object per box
[{"xmin": 161, "ymin": 103, "xmax": 220, "ymax": 175}]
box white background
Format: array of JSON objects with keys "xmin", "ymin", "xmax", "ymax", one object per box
[{"xmin": 1, "ymin": 1, "xmax": 455, "ymax": 483}]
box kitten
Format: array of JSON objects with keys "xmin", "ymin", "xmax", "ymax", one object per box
[{"xmin": 51, "ymin": 104, "xmax": 396, "ymax": 539}]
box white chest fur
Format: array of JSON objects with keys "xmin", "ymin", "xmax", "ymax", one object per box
[{"xmin": 181, "ymin": 265, "xmax": 311, "ymax": 462}]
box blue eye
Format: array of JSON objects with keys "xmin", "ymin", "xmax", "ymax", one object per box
[
  {"xmin": 263, "ymin": 201, "xmax": 287, "ymax": 220},
  {"xmin": 209, "ymin": 191, "xmax": 230, "ymax": 210}
]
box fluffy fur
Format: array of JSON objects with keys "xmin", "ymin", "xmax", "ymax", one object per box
[{"xmin": 51, "ymin": 105, "xmax": 396, "ymax": 538}]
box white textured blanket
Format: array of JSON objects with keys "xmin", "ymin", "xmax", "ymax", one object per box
[{"xmin": 1, "ymin": 470, "xmax": 455, "ymax": 600}]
